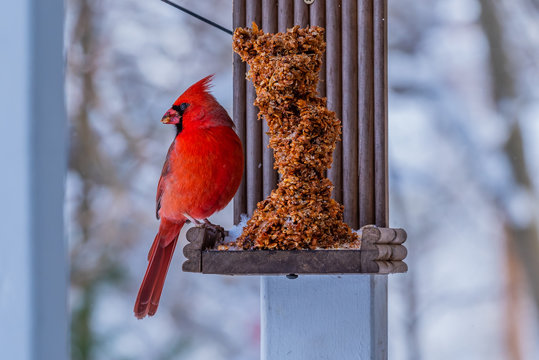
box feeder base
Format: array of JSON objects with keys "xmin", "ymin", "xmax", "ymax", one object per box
[{"xmin": 182, "ymin": 225, "xmax": 407, "ymax": 275}]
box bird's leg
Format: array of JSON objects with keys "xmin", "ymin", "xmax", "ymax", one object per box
[
  {"xmin": 186, "ymin": 215, "xmax": 225, "ymax": 243},
  {"xmin": 184, "ymin": 214, "xmax": 202, "ymax": 225}
]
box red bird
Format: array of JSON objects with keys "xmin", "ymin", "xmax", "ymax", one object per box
[{"xmin": 134, "ymin": 75, "xmax": 244, "ymax": 319}]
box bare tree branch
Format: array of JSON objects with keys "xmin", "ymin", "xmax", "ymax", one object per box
[{"xmin": 479, "ymin": 0, "xmax": 539, "ymax": 317}]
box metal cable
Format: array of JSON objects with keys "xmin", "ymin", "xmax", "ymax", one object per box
[{"xmin": 160, "ymin": 0, "xmax": 233, "ymax": 35}]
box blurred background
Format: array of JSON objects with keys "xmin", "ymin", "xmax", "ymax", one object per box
[{"xmin": 64, "ymin": 0, "xmax": 539, "ymax": 359}]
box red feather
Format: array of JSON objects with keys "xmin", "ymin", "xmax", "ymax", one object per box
[{"xmin": 134, "ymin": 219, "xmax": 184, "ymax": 319}]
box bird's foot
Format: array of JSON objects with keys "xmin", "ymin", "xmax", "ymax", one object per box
[{"xmin": 200, "ymin": 220, "xmax": 226, "ymax": 243}]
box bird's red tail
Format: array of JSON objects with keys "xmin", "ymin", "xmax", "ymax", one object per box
[{"xmin": 134, "ymin": 218, "xmax": 185, "ymax": 319}]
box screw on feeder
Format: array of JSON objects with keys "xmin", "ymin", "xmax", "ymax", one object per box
[
  {"xmin": 304, "ymin": 0, "xmax": 315, "ymax": 4},
  {"xmin": 286, "ymin": 274, "xmax": 298, "ymax": 279}
]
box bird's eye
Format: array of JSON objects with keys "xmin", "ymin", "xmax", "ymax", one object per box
[{"xmin": 172, "ymin": 103, "xmax": 189, "ymax": 114}]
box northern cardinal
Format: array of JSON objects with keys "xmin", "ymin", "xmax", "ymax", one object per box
[{"xmin": 134, "ymin": 75, "xmax": 244, "ymax": 319}]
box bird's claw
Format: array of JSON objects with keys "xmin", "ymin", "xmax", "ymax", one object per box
[{"xmin": 199, "ymin": 221, "xmax": 226, "ymax": 242}]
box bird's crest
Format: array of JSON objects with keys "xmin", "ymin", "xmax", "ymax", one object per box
[{"xmin": 175, "ymin": 74, "xmax": 214, "ymax": 105}]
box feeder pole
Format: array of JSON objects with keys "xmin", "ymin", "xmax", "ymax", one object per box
[{"xmin": 261, "ymin": 275, "xmax": 388, "ymax": 359}]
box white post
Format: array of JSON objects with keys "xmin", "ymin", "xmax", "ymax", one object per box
[
  {"xmin": 0, "ymin": 0, "xmax": 67, "ymax": 359},
  {"xmin": 261, "ymin": 275, "xmax": 388, "ymax": 360}
]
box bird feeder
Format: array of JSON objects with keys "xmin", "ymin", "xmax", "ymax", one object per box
[{"xmin": 182, "ymin": 0, "xmax": 407, "ymax": 275}]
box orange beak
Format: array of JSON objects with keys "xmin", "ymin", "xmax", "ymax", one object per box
[{"xmin": 161, "ymin": 109, "xmax": 181, "ymax": 124}]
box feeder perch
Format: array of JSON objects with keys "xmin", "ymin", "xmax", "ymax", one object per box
[
  {"xmin": 182, "ymin": 225, "xmax": 407, "ymax": 275},
  {"xmin": 182, "ymin": 0, "xmax": 407, "ymax": 275}
]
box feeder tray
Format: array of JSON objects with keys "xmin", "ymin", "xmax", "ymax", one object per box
[{"xmin": 182, "ymin": 226, "xmax": 407, "ymax": 275}]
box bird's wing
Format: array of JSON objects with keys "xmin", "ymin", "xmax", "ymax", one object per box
[{"xmin": 156, "ymin": 141, "xmax": 175, "ymax": 219}]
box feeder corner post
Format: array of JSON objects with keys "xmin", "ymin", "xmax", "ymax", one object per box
[{"xmin": 232, "ymin": 0, "xmax": 391, "ymax": 358}]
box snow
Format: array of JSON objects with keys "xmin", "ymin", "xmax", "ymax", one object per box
[{"xmin": 224, "ymin": 214, "xmax": 249, "ymax": 243}]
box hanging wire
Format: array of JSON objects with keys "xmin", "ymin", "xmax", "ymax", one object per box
[{"xmin": 160, "ymin": 0, "xmax": 233, "ymax": 35}]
